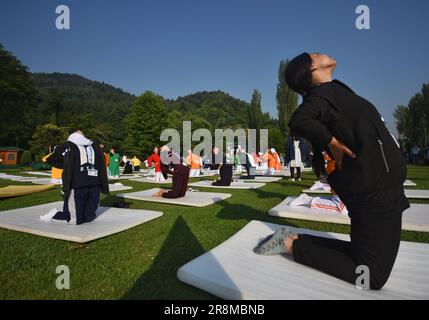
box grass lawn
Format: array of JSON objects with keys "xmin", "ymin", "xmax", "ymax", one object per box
[{"xmin": 0, "ymin": 165, "xmax": 428, "ymax": 299}]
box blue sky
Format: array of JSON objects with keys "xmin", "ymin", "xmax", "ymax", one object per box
[{"xmin": 1, "ymin": 0, "xmax": 428, "ymax": 134}]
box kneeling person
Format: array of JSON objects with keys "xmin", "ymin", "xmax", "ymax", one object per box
[
  {"xmin": 153, "ymin": 152, "xmax": 190, "ymax": 199},
  {"xmin": 44, "ymin": 130, "xmax": 109, "ymax": 225}
]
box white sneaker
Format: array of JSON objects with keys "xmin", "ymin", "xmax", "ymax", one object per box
[
  {"xmin": 40, "ymin": 208, "xmax": 59, "ymax": 222},
  {"xmin": 290, "ymin": 178, "xmax": 295, "ymax": 181},
  {"xmin": 298, "ymin": 178, "xmax": 302, "ymax": 181}
]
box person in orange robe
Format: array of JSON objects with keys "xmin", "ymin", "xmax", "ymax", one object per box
[
  {"xmin": 100, "ymin": 143, "xmax": 109, "ymax": 168},
  {"xmin": 186, "ymin": 150, "xmax": 201, "ymax": 177},
  {"xmin": 271, "ymin": 148, "xmax": 282, "ymax": 171},
  {"xmin": 264, "ymin": 149, "xmax": 276, "ymax": 175}
]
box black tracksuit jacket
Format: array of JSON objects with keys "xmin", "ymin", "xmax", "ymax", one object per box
[
  {"xmin": 62, "ymin": 142, "xmax": 109, "ymax": 195},
  {"xmin": 289, "ymin": 80, "xmax": 409, "ymax": 213}
]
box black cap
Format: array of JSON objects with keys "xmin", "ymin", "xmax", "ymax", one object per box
[{"xmin": 285, "ymin": 52, "xmax": 313, "ymax": 96}]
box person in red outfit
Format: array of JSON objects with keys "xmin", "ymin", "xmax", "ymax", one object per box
[{"xmin": 147, "ymin": 146, "xmax": 165, "ymax": 182}]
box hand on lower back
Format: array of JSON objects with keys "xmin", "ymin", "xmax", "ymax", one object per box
[{"xmin": 328, "ymin": 137, "xmax": 356, "ymax": 171}]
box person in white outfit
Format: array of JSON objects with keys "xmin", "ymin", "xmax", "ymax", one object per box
[{"xmin": 285, "ymin": 135, "xmax": 309, "ymax": 181}]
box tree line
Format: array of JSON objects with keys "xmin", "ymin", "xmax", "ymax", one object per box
[
  {"xmin": 394, "ymin": 83, "xmax": 429, "ymax": 150},
  {"xmin": 0, "ymin": 43, "xmax": 300, "ymax": 161}
]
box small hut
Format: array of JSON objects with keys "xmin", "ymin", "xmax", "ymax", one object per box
[{"xmin": 0, "ymin": 147, "xmax": 24, "ymax": 166}]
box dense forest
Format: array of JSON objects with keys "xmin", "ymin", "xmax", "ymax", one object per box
[{"xmin": 31, "ymin": 72, "xmax": 137, "ymax": 150}]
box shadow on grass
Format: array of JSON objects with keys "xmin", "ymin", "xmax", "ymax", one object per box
[
  {"xmin": 121, "ymin": 215, "xmax": 214, "ymax": 299},
  {"xmin": 215, "ymin": 201, "xmax": 300, "ymax": 229},
  {"xmin": 277, "ymin": 181, "xmax": 312, "ymax": 189},
  {"xmin": 100, "ymin": 194, "xmax": 132, "ymax": 208},
  {"xmin": 251, "ymin": 188, "xmax": 286, "ymax": 200}
]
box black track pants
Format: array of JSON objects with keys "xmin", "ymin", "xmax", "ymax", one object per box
[{"xmin": 292, "ymin": 207, "xmax": 403, "ymax": 290}]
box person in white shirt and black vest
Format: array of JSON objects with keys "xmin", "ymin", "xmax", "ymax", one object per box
[{"xmin": 43, "ymin": 130, "xmax": 109, "ymax": 225}]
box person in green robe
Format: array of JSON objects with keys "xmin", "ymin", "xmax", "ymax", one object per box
[
  {"xmin": 108, "ymin": 147, "xmax": 120, "ymax": 177},
  {"xmin": 234, "ymin": 146, "xmax": 242, "ymax": 174}
]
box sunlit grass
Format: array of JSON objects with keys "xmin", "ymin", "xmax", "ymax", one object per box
[{"xmin": 0, "ymin": 165, "xmax": 428, "ymax": 299}]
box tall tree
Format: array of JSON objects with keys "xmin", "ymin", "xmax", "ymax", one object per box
[
  {"xmin": 124, "ymin": 91, "xmax": 168, "ymax": 158},
  {"xmin": 29, "ymin": 124, "xmax": 69, "ymax": 160},
  {"xmin": 248, "ymin": 89, "xmax": 264, "ymax": 151},
  {"xmin": 0, "ymin": 43, "xmax": 39, "ymax": 148},
  {"xmin": 394, "ymin": 83, "xmax": 429, "ymax": 147},
  {"xmin": 393, "ymin": 105, "xmax": 410, "ymax": 138},
  {"xmin": 268, "ymin": 126, "xmax": 285, "ymax": 154},
  {"xmin": 46, "ymin": 88, "xmax": 64, "ymax": 126},
  {"xmin": 276, "ymin": 59, "xmax": 298, "ymax": 137},
  {"xmin": 248, "ymin": 89, "xmax": 263, "ymax": 130}
]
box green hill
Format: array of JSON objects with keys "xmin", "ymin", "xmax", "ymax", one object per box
[
  {"xmin": 31, "ymin": 72, "xmax": 136, "ymax": 148},
  {"xmin": 29, "ymin": 73, "xmax": 278, "ymax": 152},
  {"xmin": 166, "ymin": 90, "xmax": 250, "ymax": 130}
]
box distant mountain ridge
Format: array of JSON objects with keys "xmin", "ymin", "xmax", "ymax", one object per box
[{"xmin": 31, "ymin": 72, "xmax": 257, "ymax": 132}]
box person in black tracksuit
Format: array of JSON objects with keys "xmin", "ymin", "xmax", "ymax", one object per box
[
  {"xmin": 122, "ymin": 159, "xmax": 133, "ymax": 174},
  {"xmin": 45, "ymin": 144, "xmax": 67, "ymax": 170},
  {"xmin": 212, "ymin": 148, "xmax": 233, "ymax": 186},
  {"xmin": 52, "ymin": 131, "xmax": 109, "ymax": 225},
  {"xmin": 256, "ymin": 52, "xmax": 409, "ymax": 290}
]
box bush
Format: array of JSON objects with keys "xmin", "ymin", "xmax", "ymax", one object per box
[
  {"xmin": 30, "ymin": 124, "xmax": 69, "ymax": 157},
  {"xmin": 31, "ymin": 162, "xmax": 51, "ymax": 170},
  {"xmin": 20, "ymin": 150, "xmax": 32, "ymax": 164}
]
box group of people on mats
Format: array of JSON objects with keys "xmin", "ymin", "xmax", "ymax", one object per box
[{"xmin": 39, "ymin": 51, "xmax": 408, "ymax": 292}]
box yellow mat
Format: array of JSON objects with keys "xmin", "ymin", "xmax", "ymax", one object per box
[{"xmin": 0, "ymin": 185, "xmax": 55, "ymax": 199}]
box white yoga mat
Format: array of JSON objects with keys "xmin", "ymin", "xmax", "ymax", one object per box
[
  {"xmin": 0, "ymin": 201, "xmax": 163, "ymax": 243},
  {"xmin": 109, "ymin": 174, "xmax": 141, "ymax": 180},
  {"xmin": 0, "ymin": 174, "xmax": 39, "ymax": 182},
  {"xmin": 32, "ymin": 178, "xmax": 62, "ymax": 185},
  {"xmin": 108, "ymin": 183, "xmax": 133, "ymax": 192},
  {"xmin": 404, "ymin": 180, "xmax": 417, "ymax": 187},
  {"xmin": 303, "ymin": 188, "xmax": 429, "ymax": 199},
  {"xmin": 302, "ymin": 180, "xmax": 416, "ymax": 194},
  {"xmin": 268, "ymin": 196, "xmax": 429, "ymax": 232},
  {"xmin": 131, "ymin": 177, "xmax": 172, "ymax": 184},
  {"xmin": 238, "ymin": 176, "xmax": 282, "ymax": 183},
  {"xmin": 23, "ymin": 171, "xmax": 52, "ymax": 177},
  {"xmin": 118, "ymin": 188, "xmax": 231, "ymax": 207},
  {"xmin": 177, "ymin": 220, "xmax": 429, "ymax": 299},
  {"xmin": 255, "ymin": 171, "xmax": 289, "ymax": 177},
  {"xmin": 302, "ymin": 188, "xmax": 332, "ymax": 194},
  {"xmin": 189, "ymin": 180, "xmax": 265, "ymax": 189},
  {"xmin": 404, "ymin": 189, "xmax": 429, "ymax": 199}
]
